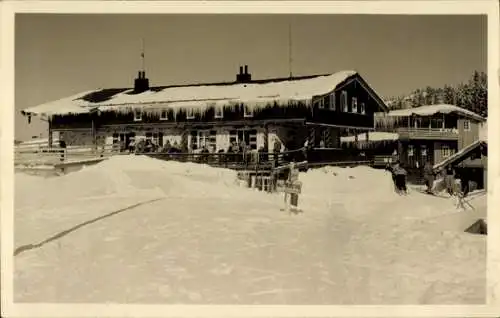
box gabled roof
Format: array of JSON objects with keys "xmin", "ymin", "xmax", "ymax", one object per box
[
  {"xmin": 21, "ymin": 70, "xmax": 388, "ymax": 117},
  {"xmin": 433, "ymin": 139, "xmax": 487, "ymax": 172},
  {"xmin": 376, "ymin": 104, "xmax": 485, "ymax": 122}
]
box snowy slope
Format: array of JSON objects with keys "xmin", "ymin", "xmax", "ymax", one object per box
[{"xmin": 14, "ymin": 156, "xmax": 486, "ymax": 304}]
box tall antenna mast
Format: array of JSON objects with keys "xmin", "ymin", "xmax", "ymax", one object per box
[
  {"xmin": 141, "ymin": 38, "xmax": 145, "ymax": 72},
  {"xmin": 288, "ymin": 22, "xmax": 293, "ymax": 79}
]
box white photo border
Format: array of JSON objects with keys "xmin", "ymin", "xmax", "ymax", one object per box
[{"xmin": 1, "ymin": 1, "xmax": 499, "ymax": 317}]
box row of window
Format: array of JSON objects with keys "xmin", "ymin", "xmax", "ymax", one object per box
[
  {"xmin": 463, "ymin": 120, "xmax": 470, "ymax": 131},
  {"xmin": 409, "ymin": 118, "xmax": 471, "ymax": 131},
  {"xmin": 133, "ymin": 105, "xmax": 255, "ymax": 122},
  {"xmin": 314, "ymin": 91, "xmax": 366, "ymax": 115},
  {"xmin": 406, "ymin": 144, "xmax": 455, "ymax": 159},
  {"xmin": 192, "ymin": 129, "xmax": 258, "ymax": 151},
  {"xmin": 132, "ymin": 92, "xmax": 371, "ymax": 122},
  {"xmin": 111, "ymin": 129, "xmax": 259, "ymax": 152},
  {"xmin": 112, "ymin": 132, "xmax": 164, "ymax": 146}
]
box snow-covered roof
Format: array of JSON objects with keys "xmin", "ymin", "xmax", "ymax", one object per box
[
  {"xmin": 376, "ymin": 104, "xmax": 485, "ymax": 122},
  {"xmin": 341, "ymin": 131, "xmax": 399, "ymax": 143},
  {"xmin": 433, "ymin": 139, "xmax": 487, "ymax": 171},
  {"xmin": 22, "ymin": 70, "xmax": 376, "ymax": 117}
]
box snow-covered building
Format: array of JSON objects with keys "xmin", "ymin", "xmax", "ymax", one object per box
[
  {"xmin": 371, "ymin": 104, "xmax": 486, "ymax": 169},
  {"xmin": 431, "ymin": 120, "xmax": 488, "ymax": 189},
  {"xmin": 21, "ymin": 66, "xmax": 389, "ymax": 161}
]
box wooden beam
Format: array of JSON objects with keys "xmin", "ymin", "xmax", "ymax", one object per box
[
  {"xmin": 91, "ymin": 118, "xmax": 96, "ymax": 147},
  {"xmin": 100, "ymin": 118, "xmax": 306, "ymax": 130},
  {"xmin": 305, "ymin": 122, "xmax": 375, "ymax": 131},
  {"xmin": 48, "ymin": 119, "xmax": 53, "ymax": 148},
  {"xmin": 263, "ymin": 124, "xmax": 269, "ymax": 153}
]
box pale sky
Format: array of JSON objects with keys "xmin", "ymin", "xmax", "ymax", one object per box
[{"xmin": 15, "ymin": 14, "xmax": 487, "ymax": 141}]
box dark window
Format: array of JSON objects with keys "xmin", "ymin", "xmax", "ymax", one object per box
[
  {"xmin": 341, "ymin": 91, "xmax": 348, "ymax": 112},
  {"xmin": 324, "ymin": 96, "xmax": 330, "ymax": 109}
]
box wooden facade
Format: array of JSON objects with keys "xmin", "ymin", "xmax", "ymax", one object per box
[
  {"xmin": 373, "ymin": 106, "xmax": 485, "ymax": 170},
  {"xmin": 433, "ymin": 140, "xmax": 488, "ymax": 190}
]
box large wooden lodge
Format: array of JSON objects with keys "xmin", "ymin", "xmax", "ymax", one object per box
[{"xmin": 21, "ymin": 66, "xmax": 390, "ymax": 162}]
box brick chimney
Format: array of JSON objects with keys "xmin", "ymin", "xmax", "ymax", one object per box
[
  {"xmin": 134, "ymin": 70, "xmax": 150, "ymax": 93},
  {"xmin": 236, "ymin": 65, "xmax": 252, "ymax": 83}
]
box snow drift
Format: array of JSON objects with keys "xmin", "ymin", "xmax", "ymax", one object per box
[{"xmin": 14, "ymin": 156, "xmax": 486, "ymax": 304}]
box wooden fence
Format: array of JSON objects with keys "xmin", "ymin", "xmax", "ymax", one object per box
[
  {"xmin": 14, "ymin": 144, "xmax": 116, "ymax": 166},
  {"xmin": 145, "ymin": 150, "xmax": 291, "ymax": 170},
  {"xmin": 15, "ymin": 143, "xmax": 376, "ymax": 171}
]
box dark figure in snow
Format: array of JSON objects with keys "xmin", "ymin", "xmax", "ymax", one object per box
[
  {"xmin": 258, "ymin": 146, "xmax": 266, "ymax": 163},
  {"xmin": 59, "ymin": 139, "xmax": 67, "ymax": 162},
  {"xmin": 423, "ymin": 161, "xmax": 435, "ymax": 194},
  {"xmin": 273, "ymin": 140, "xmax": 282, "ymax": 167},
  {"xmin": 458, "ymin": 169, "xmax": 471, "ymax": 198},
  {"xmin": 171, "ymin": 141, "xmax": 180, "ymax": 152},
  {"xmin": 302, "ymin": 139, "xmax": 312, "ymax": 162},
  {"xmin": 393, "ymin": 162, "xmax": 408, "ymax": 195},
  {"xmin": 144, "ymin": 140, "xmax": 153, "ymax": 153},
  {"xmin": 162, "ymin": 140, "xmax": 172, "ymax": 153},
  {"xmin": 128, "ymin": 139, "xmax": 136, "ymax": 153},
  {"xmin": 444, "ymin": 166, "xmax": 456, "ymax": 196},
  {"xmin": 200, "ymin": 146, "xmax": 210, "ymax": 163},
  {"xmin": 385, "ymin": 163, "xmax": 397, "ymax": 191}
]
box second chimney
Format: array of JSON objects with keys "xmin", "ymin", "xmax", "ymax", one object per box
[{"xmin": 244, "ymin": 65, "xmax": 248, "ymax": 74}]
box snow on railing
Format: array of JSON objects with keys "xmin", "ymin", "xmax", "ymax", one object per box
[
  {"xmin": 143, "ymin": 149, "xmax": 298, "ymax": 169},
  {"xmin": 14, "ymin": 144, "xmax": 117, "ymax": 166},
  {"xmin": 397, "ymin": 127, "xmax": 459, "ymax": 139}
]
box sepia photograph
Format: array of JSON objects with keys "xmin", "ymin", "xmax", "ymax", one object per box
[{"xmin": 2, "ymin": 0, "xmax": 500, "ymax": 316}]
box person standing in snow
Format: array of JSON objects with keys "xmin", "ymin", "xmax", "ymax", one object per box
[
  {"xmin": 239, "ymin": 140, "xmax": 247, "ymax": 163},
  {"xmin": 273, "ymin": 140, "xmax": 281, "ymax": 166},
  {"xmin": 423, "ymin": 160, "xmax": 435, "ymax": 194},
  {"xmin": 386, "ymin": 162, "xmax": 398, "ymax": 192},
  {"xmin": 444, "ymin": 166, "xmax": 456, "ymax": 196},
  {"xmin": 302, "ymin": 139, "xmax": 311, "ymax": 162},
  {"xmin": 128, "ymin": 138, "xmax": 136, "ymax": 154},
  {"xmin": 458, "ymin": 168, "xmax": 471, "ymax": 198},
  {"xmin": 393, "ymin": 161, "xmax": 408, "ymax": 195},
  {"xmin": 59, "ymin": 138, "xmax": 67, "ymax": 162}
]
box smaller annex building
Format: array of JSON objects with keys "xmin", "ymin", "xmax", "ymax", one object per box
[
  {"xmin": 342, "ymin": 104, "xmax": 486, "ymax": 169},
  {"xmin": 433, "ymin": 121, "xmax": 488, "ymax": 190},
  {"xmin": 21, "ymin": 66, "xmax": 389, "ymax": 162}
]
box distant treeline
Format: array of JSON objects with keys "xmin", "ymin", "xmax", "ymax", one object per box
[{"xmin": 385, "ymin": 71, "xmax": 487, "ymax": 117}]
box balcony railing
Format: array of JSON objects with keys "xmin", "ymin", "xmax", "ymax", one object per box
[{"xmin": 396, "ymin": 127, "xmax": 459, "ymax": 140}]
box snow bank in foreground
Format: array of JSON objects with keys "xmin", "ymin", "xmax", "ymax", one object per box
[
  {"xmin": 16, "ymin": 155, "xmax": 244, "ymax": 211},
  {"xmin": 14, "ymin": 156, "xmax": 487, "ymax": 304}
]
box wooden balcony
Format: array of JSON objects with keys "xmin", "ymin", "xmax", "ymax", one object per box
[{"xmin": 396, "ymin": 127, "xmax": 459, "ymax": 140}]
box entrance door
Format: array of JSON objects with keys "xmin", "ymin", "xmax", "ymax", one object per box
[
  {"xmin": 237, "ymin": 129, "xmax": 258, "ymax": 150},
  {"xmin": 113, "ymin": 133, "xmax": 128, "ymax": 152}
]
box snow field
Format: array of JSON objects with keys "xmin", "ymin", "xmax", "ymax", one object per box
[{"xmin": 14, "ymin": 156, "xmax": 486, "ymax": 304}]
